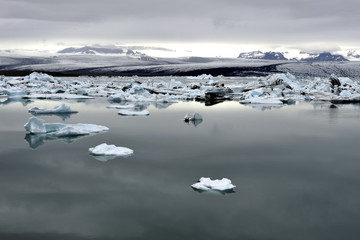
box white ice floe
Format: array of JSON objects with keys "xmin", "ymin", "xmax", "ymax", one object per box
[
  {"xmin": 118, "ymin": 110, "xmax": 150, "ymax": 116},
  {"xmin": 24, "ymin": 117, "xmax": 109, "ymax": 136},
  {"xmin": 191, "ymin": 177, "xmax": 236, "ymax": 192},
  {"xmin": 89, "ymin": 143, "xmax": 133, "ymax": 161},
  {"xmin": 29, "ymin": 103, "xmax": 78, "ymax": 114}
]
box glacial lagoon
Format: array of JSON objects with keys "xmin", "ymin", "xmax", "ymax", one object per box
[{"xmin": 1, "ymin": 96, "xmax": 360, "ymax": 240}]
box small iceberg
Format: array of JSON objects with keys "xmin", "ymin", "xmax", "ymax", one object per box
[
  {"xmin": 118, "ymin": 110, "xmax": 150, "ymax": 116},
  {"xmin": 89, "ymin": 143, "xmax": 133, "ymax": 162},
  {"xmin": 191, "ymin": 177, "xmax": 236, "ymax": 194},
  {"xmin": 184, "ymin": 112, "xmax": 203, "ymax": 126},
  {"xmin": 24, "ymin": 117, "xmax": 109, "ymax": 136},
  {"xmin": 28, "ymin": 103, "xmax": 78, "ymax": 114}
]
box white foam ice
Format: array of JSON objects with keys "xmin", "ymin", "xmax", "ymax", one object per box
[
  {"xmin": 118, "ymin": 110, "xmax": 150, "ymax": 116},
  {"xmin": 29, "ymin": 103, "xmax": 78, "ymax": 114},
  {"xmin": 191, "ymin": 177, "xmax": 236, "ymax": 192},
  {"xmin": 24, "ymin": 117, "xmax": 109, "ymax": 136}
]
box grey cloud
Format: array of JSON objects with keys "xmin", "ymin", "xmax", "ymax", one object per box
[{"xmin": 0, "ymin": 0, "xmax": 359, "ymax": 50}]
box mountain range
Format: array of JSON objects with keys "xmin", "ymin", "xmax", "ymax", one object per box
[{"xmin": 238, "ymin": 51, "xmax": 350, "ymax": 62}]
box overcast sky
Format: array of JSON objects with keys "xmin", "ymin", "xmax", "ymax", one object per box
[{"xmin": 1, "ymin": 0, "xmax": 359, "ymax": 57}]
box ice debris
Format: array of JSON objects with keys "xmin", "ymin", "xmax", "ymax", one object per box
[
  {"xmin": 89, "ymin": 143, "xmax": 133, "ymax": 162},
  {"xmin": 28, "ymin": 103, "xmax": 78, "ymax": 114},
  {"xmin": 191, "ymin": 177, "xmax": 236, "ymax": 193},
  {"xmin": 24, "ymin": 117, "xmax": 109, "ymax": 136},
  {"xmin": 2, "ymin": 72, "xmax": 360, "ymax": 108}
]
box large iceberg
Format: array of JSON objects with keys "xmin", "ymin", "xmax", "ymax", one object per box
[
  {"xmin": 24, "ymin": 117, "xmax": 109, "ymax": 136},
  {"xmin": 191, "ymin": 177, "xmax": 236, "ymax": 193},
  {"xmin": 89, "ymin": 143, "xmax": 133, "ymax": 162}
]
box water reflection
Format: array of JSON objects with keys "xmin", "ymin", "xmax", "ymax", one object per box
[
  {"xmin": 2, "ymin": 100, "xmax": 360, "ymax": 240},
  {"xmin": 24, "ymin": 133, "xmax": 98, "ymax": 149},
  {"xmin": 0, "ymin": 97, "xmax": 33, "ymax": 106},
  {"xmin": 191, "ymin": 187, "xmax": 235, "ymax": 195}
]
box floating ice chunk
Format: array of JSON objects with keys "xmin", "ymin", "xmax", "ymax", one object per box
[
  {"xmin": 184, "ymin": 112, "xmax": 203, "ymax": 121},
  {"xmin": 191, "ymin": 177, "xmax": 236, "ymax": 192},
  {"xmin": 192, "ymin": 112, "xmax": 203, "ymax": 121},
  {"xmin": 24, "ymin": 72, "xmax": 57, "ymax": 83},
  {"xmin": 3, "ymin": 88, "xmax": 26, "ymax": 97},
  {"xmin": 24, "ymin": 117, "xmax": 109, "ymax": 136},
  {"xmin": 29, "ymin": 103, "xmax": 78, "ymax": 114},
  {"xmin": 250, "ymin": 88, "xmax": 264, "ymax": 97},
  {"xmin": 184, "ymin": 112, "xmax": 203, "ymax": 126},
  {"xmin": 89, "ymin": 143, "xmax": 133, "ymax": 161},
  {"xmin": 186, "ymin": 74, "xmax": 213, "ymax": 80},
  {"xmin": 118, "ymin": 110, "xmax": 150, "ymax": 116}
]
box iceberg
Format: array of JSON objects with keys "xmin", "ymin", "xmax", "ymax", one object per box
[
  {"xmin": 24, "ymin": 117, "xmax": 109, "ymax": 136},
  {"xmin": 191, "ymin": 177, "xmax": 236, "ymax": 193},
  {"xmin": 89, "ymin": 143, "xmax": 133, "ymax": 162},
  {"xmin": 118, "ymin": 110, "xmax": 150, "ymax": 116},
  {"xmin": 28, "ymin": 103, "xmax": 78, "ymax": 114}
]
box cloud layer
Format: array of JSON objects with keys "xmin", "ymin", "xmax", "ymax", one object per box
[{"xmin": 1, "ymin": 0, "xmax": 359, "ymax": 50}]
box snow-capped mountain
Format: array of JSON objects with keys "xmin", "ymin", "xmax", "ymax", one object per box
[
  {"xmin": 58, "ymin": 46, "xmax": 125, "ymax": 55},
  {"xmin": 57, "ymin": 46, "xmax": 156, "ymax": 61},
  {"xmin": 347, "ymin": 50, "xmax": 360, "ymax": 59},
  {"xmin": 238, "ymin": 51, "xmax": 288, "ymax": 60},
  {"xmin": 301, "ymin": 52, "xmax": 349, "ymax": 62}
]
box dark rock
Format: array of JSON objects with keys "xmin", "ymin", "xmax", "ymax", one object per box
[{"xmin": 329, "ymin": 75, "xmax": 341, "ymax": 87}]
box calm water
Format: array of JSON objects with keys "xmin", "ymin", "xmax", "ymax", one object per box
[{"xmin": 1, "ymin": 98, "xmax": 360, "ymax": 240}]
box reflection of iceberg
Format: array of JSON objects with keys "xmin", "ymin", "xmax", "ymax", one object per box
[
  {"xmin": 0, "ymin": 97, "xmax": 33, "ymax": 106},
  {"xmin": 106, "ymin": 104, "xmax": 135, "ymax": 109},
  {"xmin": 89, "ymin": 143, "xmax": 133, "ymax": 162},
  {"xmin": 118, "ymin": 110, "xmax": 150, "ymax": 116},
  {"xmin": 191, "ymin": 177, "xmax": 236, "ymax": 194},
  {"xmin": 151, "ymin": 101, "xmax": 175, "ymax": 109},
  {"xmin": 24, "ymin": 133, "xmax": 88, "ymax": 149}
]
